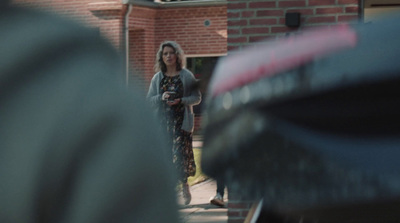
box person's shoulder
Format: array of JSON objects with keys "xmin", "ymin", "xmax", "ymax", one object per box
[
  {"xmin": 149, "ymin": 72, "xmax": 163, "ymax": 84},
  {"xmin": 5, "ymin": 6, "xmax": 90, "ymax": 33},
  {"xmin": 1, "ymin": 6, "xmax": 118, "ymax": 82},
  {"xmin": 2, "ymin": 6, "xmax": 110, "ymax": 55},
  {"xmin": 153, "ymin": 71, "xmax": 163, "ymax": 78},
  {"xmin": 181, "ymin": 68, "xmax": 192, "ymax": 74},
  {"xmin": 181, "ymin": 68, "xmax": 194, "ymax": 77}
]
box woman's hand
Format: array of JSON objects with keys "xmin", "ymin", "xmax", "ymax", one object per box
[
  {"xmin": 167, "ymin": 98, "xmax": 181, "ymax": 106},
  {"xmin": 162, "ymin": 91, "xmax": 173, "ymax": 101}
]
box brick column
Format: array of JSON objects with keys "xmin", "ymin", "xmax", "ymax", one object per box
[
  {"xmin": 227, "ymin": 189, "xmax": 255, "ymax": 223},
  {"xmin": 227, "ymin": 0, "xmax": 359, "ymax": 52}
]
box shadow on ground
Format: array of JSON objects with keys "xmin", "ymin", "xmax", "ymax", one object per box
[{"xmin": 179, "ymin": 203, "xmax": 226, "ymax": 210}]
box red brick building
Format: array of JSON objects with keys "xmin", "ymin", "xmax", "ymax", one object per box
[{"xmin": 10, "ymin": 0, "xmax": 400, "ymax": 222}]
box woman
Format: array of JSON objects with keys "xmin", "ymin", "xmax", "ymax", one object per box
[{"xmin": 147, "ymin": 41, "xmax": 201, "ymax": 205}]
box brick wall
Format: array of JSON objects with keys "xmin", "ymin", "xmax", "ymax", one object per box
[
  {"xmin": 128, "ymin": 5, "xmax": 227, "ymax": 87},
  {"xmin": 227, "ymin": 0, "xmax": 359, "ymax": 51},
  {"xmin": 227, "ymin": 190, "xmax": 253, "ymax": 223},
  {"xmin": 128, "ymin": 6, "xmax": 158, "ymax": 90},
  {"xmin": 226, "ymin": 0, "xmax": 360, "ymax": 222}
]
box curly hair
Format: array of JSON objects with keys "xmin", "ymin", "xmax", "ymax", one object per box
[{"xmin": 154, "ymin": 41, "xmax": 185, "ymax": 73}]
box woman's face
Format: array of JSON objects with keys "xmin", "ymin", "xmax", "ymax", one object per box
[{"xmin": 162, "ymin": 46, "xmax": 177, "ymax": 68}]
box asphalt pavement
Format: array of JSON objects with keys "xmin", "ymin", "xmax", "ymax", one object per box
[{"xmin": 178, "ymin": 179, "xmax": 228, "ymax": 223}]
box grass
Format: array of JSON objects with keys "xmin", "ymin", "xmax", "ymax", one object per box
[{"xmin": 187, "ymin": 148, "xmax": 209, "ymax": 186}]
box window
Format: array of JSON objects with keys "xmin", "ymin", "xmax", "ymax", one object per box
[{"xmin": 186, "ymin": 56, "xmax": 222, "ymax": 116}]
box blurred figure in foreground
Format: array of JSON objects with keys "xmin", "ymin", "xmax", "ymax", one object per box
[
  {"xmin": 202, "ymin": 14, "xmax": 400, "ymax": 223},
  {"xmin": 147, "ymin": 41, "xmax": 201, "ymax": 205},
  {"xmin": 0, "ymin": 2, "xmax": 179, "ymax": 223}
]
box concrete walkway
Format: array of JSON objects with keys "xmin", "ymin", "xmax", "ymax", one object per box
[{"xmin": 178, "ymin": 179, "xmax": 228, "ymax": 223}]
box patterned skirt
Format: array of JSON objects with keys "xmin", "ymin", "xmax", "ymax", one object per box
[
  {"xmin": 171, "ymin": 129, "xmax": 196, "ymax": 183},
  {"xmin": 164, "ymin": 110, "xmax": 196, "ymax": 183}
]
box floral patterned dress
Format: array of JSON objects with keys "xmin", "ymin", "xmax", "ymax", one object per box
[{"xmin": 160, "ymin": 74, "xmax": 196, "ymax": 183}]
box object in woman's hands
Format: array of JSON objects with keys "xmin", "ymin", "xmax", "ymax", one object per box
[{"xmin": 168, "ymin": 92, "xmax": 177, "ymax": 101}]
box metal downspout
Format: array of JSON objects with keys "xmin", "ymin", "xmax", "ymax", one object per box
[
  {"xmin": 124, "ymin": 3, "xmax": 133, "ymax": 86},
  {"xmin": 359, "ymin": 0, "xmax": 365, "ymax": 23}
]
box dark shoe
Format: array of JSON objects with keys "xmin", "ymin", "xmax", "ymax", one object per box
[
  {"xmin": 183, "ymin": 183, "xmax": 191, "ymax": 205},
  {"xmin": 210, "ymin": 193, "xmax": 225, "ymax": 207}
]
